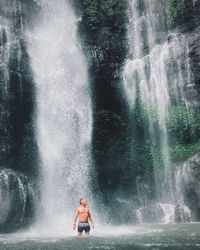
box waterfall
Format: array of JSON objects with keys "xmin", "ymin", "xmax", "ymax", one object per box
[
  {"xmin": 27, "ymin": 0, "xmax": 93, "ymax": 233},
  {"xmin": 123, "ymin": 0, "xmax": 198, "ymax": 222},
  {"xmin": 1, "ymin": 0, "xmax": 199, "ymax": 232}
]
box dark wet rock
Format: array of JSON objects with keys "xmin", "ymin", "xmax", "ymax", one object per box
[
  {"xmin": 174, "ymin": 202, "xmax": 191, "ymax": 223},
  {"xmin": 176, "ymin": 0, "xmax": 200, "ymax": 32},
  {"xmin": 188, "ymin": 26, "xmax": 200, "ymax": 94},
  {"xmin": 0, "ymin": 0, "xmax": 39, "ymax": 233},
  {"xmin": 0, "ymin": 3, "xmax": 39, "ymax": 178},
  {"xmin": 0, "ymin": 169, "xmax": 36, "ymax": 233},
  {"xmin": 75, "ymin": 0, "xmax": 131, "ymax": 219},
  {"xmin": 169, "ymin": 0, "xmax": 200, "ymax": 94},
  {"xmin": 177, "ymin": 154, "xmax": 200, "ymax": 220}
]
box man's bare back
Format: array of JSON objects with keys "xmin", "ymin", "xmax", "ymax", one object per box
[{"xmin": 73, "ymin": 199, "xmax": 94, "ymax": 236}]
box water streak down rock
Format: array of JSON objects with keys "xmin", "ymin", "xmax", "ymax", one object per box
[
  {"xmin": 175, "ymin": 154, "xmax": 200, "ymax": 220},
  {"xmin": 0, "ymin": 169, "xmax": 35, "ymax": 233},
  {"xmin": 0, "ymin": 0, "xmax": 39, "ymax": 232}
]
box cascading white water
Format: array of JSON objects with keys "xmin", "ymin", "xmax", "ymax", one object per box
[
  {"xmin": 0, "ymin": 25, "xmax": 9, "ymax": 97},
  {"xmin": 27, "ymin": 0, "xmax": 93, "ymax": 233},
  {"xmin": 123, "ymin": 0, "xmax": 197, "ymax": 222}
]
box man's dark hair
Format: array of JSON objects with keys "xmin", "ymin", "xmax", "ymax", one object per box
[{"xmin": 80, "ymin": 198, "xmax": 83, "ymax": 204}]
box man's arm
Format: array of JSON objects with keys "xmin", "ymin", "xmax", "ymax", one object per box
[
  {"xmin": 88, "ymin": 210, "xmax": 94, "ymax": 229},
  {"xmin": 73, "ymin": 208, "xmax": 79, "ymax": 230}
]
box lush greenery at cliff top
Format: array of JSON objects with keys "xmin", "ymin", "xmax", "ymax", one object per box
[
  {"xmin": 166, "ymin": 0, "xmax": 182, "ymax": 27},
  {"xmin": 95, "ymin": 95, "xmax": 200, "ymax": 179},
  {"xmin": 82, "ymin": 0, "xmax": 98, "ymax": 27},
  {"xmin": 83, "ymin": 0, "xmax": 183, "ymax": 28},
  {"xmin": 82, "ymin": 0, "xmax": 126, "ymax": 28},
  {"xmin": 106, "ymin": 0, "xmax": 125, "ymax": 17},
  {"xmin": 131, "ymin": 96, "xmax": 200, "ymax": 163},
  {"xmin": 167, "ymin": 106, "xmax": 200, "ymax": 161}
]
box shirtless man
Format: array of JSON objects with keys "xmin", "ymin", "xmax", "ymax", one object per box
[{"xmin": 73, "ymin": 198, "xmax": 94, "ymax": 236}]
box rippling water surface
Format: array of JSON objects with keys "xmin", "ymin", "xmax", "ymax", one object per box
[{"xmin": 0, "ymin": 223, "xmax": 200, "ymax": 250}]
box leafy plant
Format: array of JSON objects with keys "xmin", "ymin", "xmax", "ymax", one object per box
[
  {"xmin": 167, "ymin": 106, "xmax": 200, "ymax": 145},
  {"xmin": 106, "ymin": 0, "xmax": 123, "ymax": 17},
  {"xmin": 166, "ymin": 0, "xmax": 182, "ymax": 27},
  {"xmin": 170, "ymin": 142, "xmax": 200, "ymax": 162},
  {"xmin": 82, "ymin": 0, "xmax": 98, "ymax": 28},
  {"xmin": 167, "ymin": 106, "xmax": 200, "ymax": 162}
]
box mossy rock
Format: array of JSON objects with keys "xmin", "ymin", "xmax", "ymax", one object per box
[
  {"xmin": 166, "ymin": 0, "xmax": 182, "ymax": 27},
  {"xmin": 170, "ymin": 142, "xmax": 200, "ymax": 162},
  {"xmin": 82, "ymin": 0, "xmax": 99, "ymax": 28}
]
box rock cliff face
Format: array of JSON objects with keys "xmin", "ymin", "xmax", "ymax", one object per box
[
  {"xmin": 75, "ymin": 0, "xmax": 200, "ymax": 223},
  {"xmin": 0, "ymin": 0, "xmax": 39, "ymax": 177},
  {"xmin": 176, "ymin": 154, "xmax": 200, "ymax": 220},
  {"xmin": 74, "ymin": 0, "xmax": 134, "ymax": 222},
  {"xmin": 0, "ymin": 169, "xmax": 36, "ymax": 233},
  {"xmin": 167, "ymin": 1, "xmax": 200, "ymax": 222},
  {"xmin": 168, "ymin": 0, "xmax": 200, "ymax": 95},
  {"xmin": 0, "ymin": 0, "xmax": 39, "ymax": 232}
]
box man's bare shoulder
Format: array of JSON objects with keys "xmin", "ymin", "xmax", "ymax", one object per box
[
  {"xmin": 77, "ymin": 206, "xmax": 89, "ymax": 211},
  {"xmin": 77, "ymin": 206, "xmax": 86, "ymax": 211}
]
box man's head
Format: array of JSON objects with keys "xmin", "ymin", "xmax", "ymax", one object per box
[{"xmin": 80, "ymin": 198, "xmax": 87, "ymax": 206}]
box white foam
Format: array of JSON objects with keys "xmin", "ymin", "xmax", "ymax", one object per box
[{"xmin": 27, "ymin": 0, "xmax": 94, "ymax": 233}]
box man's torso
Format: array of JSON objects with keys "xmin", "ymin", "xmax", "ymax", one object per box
[{"xmin": 78, "ymin": 206, "xmax": 89, "ymax": 222}]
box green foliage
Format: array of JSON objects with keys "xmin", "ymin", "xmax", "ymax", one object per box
[
  {"xmin": 106, "ymin": 0, "xmax": 123, "ymax": 17},
  {"xmin": 132, "ymin": 94, "xmax": 146, "ymax": 127},
  {"xmin": 166, "ymin": 0, "xmax": 182, "ymax": 27},
  {"xmin": 167, "ymin": 106, "xmax": 200, "ymax": 145},
  {"xmin": 94, "ymin": 106, "xmax": 158, "ymax": 184},
  {"xmin": 82, "ymin": 0, "xmax": 98, "ymax": 28},
  {"xmin": 130, "ymin": 94, "xmax": 163, "ymax": 174},
  {"xmin": 131, "ymin": 99, "xmax": 200, "ymax": 163},
  {"xmin": 131, "ymin": 98, "xmax": 200, "ymax": 164},
  {"xmin": 82, "ymin": 0, "xmax": 125, "ymax": 27},
  {"xmin": 167, "ymin": 106, "xmax": 200, "ymax": 162},
  {"xmin": 95, "ymin": 99, "xmax": 200, "ymax": 179},
  {"xmin": 170, "ymin": 142, "xmax": 200, "ymax": 162},
  {"xmin": 131, "ymin": 94, "xmax": 159, "ymax": 125},
  {"xmin": 129, "ymin": 139, "xmax": 155, "ymax": 174}
]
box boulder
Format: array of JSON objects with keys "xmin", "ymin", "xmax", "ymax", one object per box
[{"xmin": 174, "ymin": 201, "xmax": 192, "ymax": 223}]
